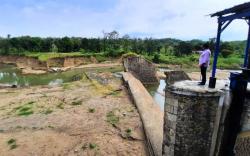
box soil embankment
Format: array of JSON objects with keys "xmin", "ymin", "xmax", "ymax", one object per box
[{"xmin": 0, "ymin": 56, "xmax": 99, "ymax": 74}]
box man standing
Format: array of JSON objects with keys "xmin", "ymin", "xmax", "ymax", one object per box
[{"xmin": 198, "ymin": 43, "xmax": 211, "ymax": 85}]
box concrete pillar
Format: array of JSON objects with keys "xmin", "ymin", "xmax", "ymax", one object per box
[
  {"xmin": 163, "ymin": 80, "xmax": 227, "ymax": 156},
  {"xmin": 241, "ymin": 92, "xmax": 250, "ymax": 132}
]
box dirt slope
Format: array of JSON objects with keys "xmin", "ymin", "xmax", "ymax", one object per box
[{"xmin": 0, "ymin": 72, "xmax": 147, "ymax": 156}]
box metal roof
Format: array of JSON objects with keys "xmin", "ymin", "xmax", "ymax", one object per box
[{"xmin": 211, "ymin": 2, "xmax": 250, "ymax": 17}]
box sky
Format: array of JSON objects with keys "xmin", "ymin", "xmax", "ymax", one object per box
[{"xmin": 0, "ymin": 0, "xmax": 249, "ymax": 40}]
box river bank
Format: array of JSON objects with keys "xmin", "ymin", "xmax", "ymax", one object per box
[
  {"xmin": 0, "ymin": 70, "xmax": 147, "ymax": 155},
  {"xmin": 0, "ymin": 55, "xmax": 120, "ymax": 74}
]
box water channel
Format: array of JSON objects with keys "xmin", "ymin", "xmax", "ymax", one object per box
[{"xmin": 0, "ymin": 63, "xmax": 166, "ymax": 110}]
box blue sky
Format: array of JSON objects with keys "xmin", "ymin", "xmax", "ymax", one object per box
[{"xmin": 0, "ymin": 0, "xmax": 249, "ymax": 40}]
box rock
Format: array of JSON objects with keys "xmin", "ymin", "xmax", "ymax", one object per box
[
  {"xmin": 48, "ymin": 67, "xmax": 63, "ymax": 73},
  {"xmin": 0, "ymin": 83, "xmax": 17, "ymax": 89},
  {"xmin": 22, "ymin": 68, "xmax": 47, "ymax": 74}
]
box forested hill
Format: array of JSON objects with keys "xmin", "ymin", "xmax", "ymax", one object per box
[{"xmin": 0, "ymin": 33, "xmax": 246, "ymax": 58}]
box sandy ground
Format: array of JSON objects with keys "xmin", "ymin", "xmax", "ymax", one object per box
[
  {"xmin": 157, "ymin": 69, "xmax": 233, "ymax": 81},
  {"xmin": 187, "ymin": 69, "xmax": 235, "ymax": 81},
  {"xmin": 0, "ymin": 72, "xmax": 147, "ymax": 156}
]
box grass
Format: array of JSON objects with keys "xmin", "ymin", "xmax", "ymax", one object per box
[
  {"xmin": 89, "ymin": 143, "xmax": 98, "ymax": 150},
  {"xmin": 42, "ymin": 108, "xmax": 53, "ymax": 115},
  {"xmin": 15, "ymin": 101, "xmax": 35, "ymax": 116},
  {"xmin": 71, "ymin": 100, "xmax": 83, "ymax": 106},
  {"xmin": 145, "ymin": 53, "xmax": 243, "ymax": 70},
  {"xmin": 62, "ymin": 83, "xmax": 71, "ymax": 90},
  {"xmin": 25, "ymin": 52, "xmax": 86, "ymax": 61},
  {"xmin": 125, "ymin": 128, "xmax": 132, "ymax": 137},
  {"xmin": 56, "ymin": 103, "xmax": 64, "ymax": 109},
  {"xmin": 7, "ymin": 138, "xmax": 17, "ymax": 150},
  {"xmin": 24, "ymin": 52, "xmax": 108, "ymax": 62},
  {"xmin": 216, "ymin": 56, "xmax": 242, "ymax": 69},
  {"xmin": 48, "ymin": 125, "xmax": 54, "ymax": 129},
  {"xmin": 88, "ymin": 108, "xmax": 95, "ymax": 113},
  {"xmin": 109, "ymin": 90, "xmax": 122, "ymax": 97},
  {"xmin": 91, "ymin": 80, "xmax": 114, "ymax": 95},
  {"xmin": 106, "ymin": 111, "xmax": 119, "ymax": 126}
]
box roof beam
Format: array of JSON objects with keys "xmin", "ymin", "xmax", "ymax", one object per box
[
  {"xmin": 220, "ymin": 20, "xmax": 233, "ymax": 33},
  {"xmin": 218, "ymin": 11, "xmax": 250, "ymax": 23}
]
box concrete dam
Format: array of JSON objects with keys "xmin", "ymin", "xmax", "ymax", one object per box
[{"xmin": 122, "ymin": 56, "xmax": 250, "ymax": 156}]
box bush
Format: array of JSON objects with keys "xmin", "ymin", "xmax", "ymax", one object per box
[{"xmin": 152, "ymin": 53, "xmax": 160, "ymax": 63}]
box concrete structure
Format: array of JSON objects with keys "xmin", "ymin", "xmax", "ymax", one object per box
[
  {"xmin": 234, "ymin": 92, "xmax": 250, "ymax": 155},
  {"xmin": 164, "ymin": 70, "xmax": 191, "ymax": 85},
  {"xmin": 123, "ymin": 56, "xmax": 158, "ymax": 84},
  {"xmin": 163, "ymin": 80, "xmax": 230, "ymax": 156},
  {"xmin": 123, "ymin": 72, "xmax": 163, "ymax": 156}
]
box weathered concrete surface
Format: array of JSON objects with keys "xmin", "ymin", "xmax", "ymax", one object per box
[
  {"xmin": 234, "ymin": 131, "xmax": 250, "ymax": 156},
  {"xmin": 233, "ymin": 90, "xmax": 250, "ymax": 156},
  {"xmin": 163, "ymin": 80, "xmax": 228, "ymax": 156},
  {"xmin": 123, "ymin": 72, "xmax": 163, "ymax": 156},
  {"xmin": 164, "ymin": 71, "xmax": 191, "ymax": 85},
  {"xmin": 241, "ymin": 95, "xmax": 250, "ymax": 132},
  {"xmin": 123, "ymin": 56, "xmax": 158, "ymax": 84}
]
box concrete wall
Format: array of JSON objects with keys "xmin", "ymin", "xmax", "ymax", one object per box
[
  {"xmin": 163, "ymin": 81, "xmax": 226, "ymax": 156},
  {"xmin": 164, "ymin": 71, "xmax": 191, "ymax": 85},
  {"xmin": 123, "ymin": 56, "xmax": 158, "ymax": 84},
  {"xmin": 234, "ymin": 93, "xmax": 250, "ymax": 155},
  {"xmin": 122, "ymin": 72, "xmax": 163, "ymax": 156},
  {"xmin": 241, "ymin": 96, "xmax": 250, "ymax": 132}
]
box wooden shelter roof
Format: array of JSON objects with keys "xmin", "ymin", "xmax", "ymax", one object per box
[{"xmin": 211, "ymin": 2, "xmax": 250, "ymax": 17}]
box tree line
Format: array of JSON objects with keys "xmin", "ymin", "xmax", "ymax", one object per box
[{"xmin": 0, "ymin": 31, "xmax": 246, "ymax": 58}]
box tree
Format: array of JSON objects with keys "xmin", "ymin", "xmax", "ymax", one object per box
[
  {"xmin": 58, "ymin": 37, "xmax": 73, "ymax": 52},
  {"xmin": 51, "ymin": 43, "xmax": 58, "ymax": 52},
  {"xmin": 174, "ymin": 41, "xmax": 192, "ymax": 56},
  {"xmin": 221, "ymin": 42, "xmax": 234, "ymax": 57}
]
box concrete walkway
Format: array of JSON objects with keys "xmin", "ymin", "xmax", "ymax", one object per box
[{"xmin": 123, "ymin": 72, "xmax": 163, "ymax": 156}]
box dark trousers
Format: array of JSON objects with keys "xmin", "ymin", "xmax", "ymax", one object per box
[{"xmin": 200, "ymin": 65, "xmax": 207, "ymax": 83}]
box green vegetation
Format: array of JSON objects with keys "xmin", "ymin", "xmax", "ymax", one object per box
[
  {"xmin": 42, "ymin": 108, "xmax": 53, "ymax": 115},
  {"xmin": 106, "ymin": 111, "xmax": 119, "ymax": 126},
  {"xmin": 125, "ymin": 128, "xmax": 132, "ymax": 137},
  {"xmin": 62, "ymin": 83, "xmax": 71, "ymax": 90},
  {"xmin": 89, "ymin": 143, "xmax": 98, "ymax": 150},
  {"xmin": 88, "ymin": 108, "xmax": 96, "ymax": 113},
  {"xmin": 25, "ymin": 52, "xmax": 85, "ymax": 61},
  {"xmin": 15, "ymin": 101, "xmax": 34, "ymax": 116},
  {"xmin": 7, "ymin": 138, "xmax": 17, "ymax": 150},
  {"xmin": 48, "ymin": 125, "xmax": 54, "ymax": 129},
  {"xmin": 71, "ymin": 100, "xmax": 82, "ymax": 106},
  {"xmin": 0, "ymin": 32, "xmax": 246, "ymax": 69},
  {"xmin": 56, "ymin": 103, "xmax": 64, "ymax": 109}
]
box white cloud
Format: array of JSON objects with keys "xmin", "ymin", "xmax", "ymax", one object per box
[
  {"xmin": 111, "ymin": 0, "xmax": 249, "ymax": 40},
  {"xmin": 0, "ymin": 0, "xmax": 249, "ymax": 40}
]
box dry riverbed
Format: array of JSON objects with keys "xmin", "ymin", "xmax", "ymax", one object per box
[{"xmin": 0, "ymin": 72, "xmax": 147, "ymax": 156}]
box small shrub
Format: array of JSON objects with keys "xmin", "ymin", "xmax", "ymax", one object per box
[
  {"xmin": 88, "ymin": 108, "xmax": 95, "ymax": 113},
  {"xmin": 106, "ymin": 111, "xmax": 119, "ymax": 126},
  {"xmin": 125, "ymin": 128, "xmax": 132, "ymax": 137},
  {"xmin": 71, "ymin": 100, "xmax": 82, "ymax": 106},
  {"xmin": 56, "ymin": 103, "xmax": 64, "ymax": 109},
  {"xmin": 48, "ymin": 125, "xmax": 54, "ymax": 129},
  {"xmin": 152, "ymin": 53, "xmax": 160, "ymax": 63},
  {"xmin": 89, "ymin": 143, "xmax": 97, "ymax": 150},
  {"xmin": 7, "ymin": 138, "xmax": 17, "ymax": 150},
  {"xmin": 15, "ymin": 101, "xmax": 34, "ymax": 116},
  {"xmin": 43, "ymin": 109, "xmax": 53, "ymax": 115}
]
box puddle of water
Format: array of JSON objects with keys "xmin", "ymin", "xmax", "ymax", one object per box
[
  {"xmin": 0, "ymin": 63, "xmax": 122, "ymax": 87},
  {"xmin": 145, "ymin": 79, "xmax": 166, "ymax": 111}
]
